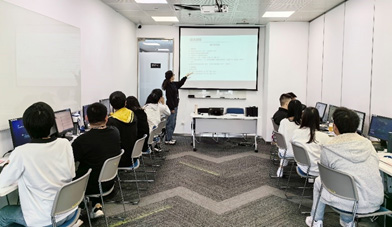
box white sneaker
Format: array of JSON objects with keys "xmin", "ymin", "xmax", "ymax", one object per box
[
  {"xmin": 165, "ymin": 140, "xmax": 176, "ymax": 145},
  {"xmin": 72, "ymin": 219, "xmax": 83, "ymax": 227},
  {"xmin": 308, "ymin": 178, "xmax": 315, "ymax": 183},
  {"xmin": 276, "ymin": 167, "xmax": 283, "ymax": 178},
  {"xmin": 306, "ymin": 216, "xmax": 323, "ymax": 227},
  {"xmin": 340, "ymin": 219, "xmax": 355, "ymax": 227},
  {"xmin": 90, "ymin": 203, "xmax": 104, "ymax": 219}
]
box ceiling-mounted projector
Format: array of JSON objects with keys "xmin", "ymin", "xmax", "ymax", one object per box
[{"xmin": 201, "ymin": 4, "xmax": 228, "ymax": 14}]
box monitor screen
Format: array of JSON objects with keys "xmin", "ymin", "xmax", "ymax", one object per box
[
  {"xmin": 368, "ymin": 115, "xmax": 392, "ymax": 141},
  {"xmin": 327, "ymin": 105, "xmax": 339, "ymax": 123},
  {"xmin": 9, "ymin": 118, "xmax": 31, "ymax": 148},
  {"xmin": 353, "ymin": 110, "xmax": 365, "ymax": 135},
  {"xmin": 99, "ymin": 99, "xmax": 111, "ymax": 116},
  {"xmin": 315, "ymin": 102, "xmax": 327, "ymax": 120},
  {"xmin": 82, "ymin": 104, "xmax": 90, "ymax": 127},
  {"xmin": 54, "ymin": 109, "xmax": 74, "ymax": 136}
]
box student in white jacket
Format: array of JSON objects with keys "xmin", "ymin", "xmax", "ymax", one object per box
[
  {"xmin": 291, "ymin": 107, "xmax": 331, "ymax": 176},
  {"xmin": 306, "ymin": 107, "xmax": 383, "ymax": 227},
  {"xmin": 143, "ymin": 89, "xmax": 170, "ymax": 132},
  {"xmin": 0, "ymin": 102, "xmax": 76, "ymax": 227},
  {"xmin": 277, "ymin": 99, "xmax": 303, "ymax": 177}
]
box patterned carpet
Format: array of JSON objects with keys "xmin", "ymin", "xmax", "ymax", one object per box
[{"xmin": 79, "ymin": 136, "xmax": 380, "ymax": 227}]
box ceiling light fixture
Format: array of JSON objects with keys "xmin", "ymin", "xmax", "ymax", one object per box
[
  {"xmin": 152, "ymin": 16, "xmax": 179, "ymax": 22},
  {"xmin": 134, "ymin": 0, "xmax": 167, "ymax": 4},
  {"xmin": 262, "ymin": 11, "xmax": 295, "ymax": 18},
  {"xmin": 158, "ymin": 48, "xmax": 169, "ymax": 51}
]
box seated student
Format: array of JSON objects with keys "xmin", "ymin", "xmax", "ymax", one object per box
[
  {"xmin": 306, "ymin": 107, "xmax": 384, "ymax": 227},
  {"xmin": 272, "ymin": 93, "xmax": 291, "ymax": 126},
  {"xmin": 277, "ymin": 99, "xmax": 303, "ymax": 177},
  {"xmin": 72, "ymin": 103, "xmax": 121, "ymax": 219},
  {"xmin": 291, "ymin": 107, "xmax": 331, "ymax": 176},
  {"xmin": 107, "ymin": 91, "xmax": 138, "ymax": 167},
  {"xmin": 0, "ymin": 102, "xmax": 76, "ymax": 226},
  {"xmin": 126, "ymin": 96, "xmax": 150, "ymax": 153},
  {"xmin": 143, "ymin": 89, "xmax": 170, "ymax": 132}
]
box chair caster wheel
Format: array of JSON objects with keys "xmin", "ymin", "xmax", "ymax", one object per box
[{"xmin": 193, "ymin": 148, "xmax": 197, "ymax": 151}]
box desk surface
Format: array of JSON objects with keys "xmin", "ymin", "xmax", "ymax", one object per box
[
  {"xmin": 379, "ymin": 153, "xmax": 392, "ymax": 176},
  {"xmin": 191, "ymin": 113, "xmax": 259, "ymax": 120}
]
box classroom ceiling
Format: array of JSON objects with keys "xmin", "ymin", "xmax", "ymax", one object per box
[{"xmin": 101, "ymin": 0, "xmax": 346, "ymax": 26}]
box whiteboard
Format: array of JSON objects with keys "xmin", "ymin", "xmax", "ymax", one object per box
[{"xmin": 0, "ymin": 1, "xmax": 81, "ymax": 130}]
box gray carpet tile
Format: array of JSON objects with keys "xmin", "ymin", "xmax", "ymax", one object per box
[{"xmin": 77, "ymin": 136, "xmax": 382, "ymax": 227}]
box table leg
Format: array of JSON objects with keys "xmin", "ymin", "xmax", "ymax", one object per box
[
  {"xmin": 254, "ymin": 135, "xmax": 258, "ymax": 153},
  {"xmin": 192, "ymin": 119, "xmax": 197, "ymax": 151}
]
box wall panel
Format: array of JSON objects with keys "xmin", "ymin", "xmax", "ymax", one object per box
[{"xmin": 306, "ymin": 15, "xmax": 324, "ymax": 107}]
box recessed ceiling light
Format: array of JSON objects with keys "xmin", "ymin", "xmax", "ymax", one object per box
[
  {"xmin": 152, "ymin": 16, "xmax": 179, "ymax": 22},
  {"xmin": 158, "ymin": 49, "xmax": 169, "ymax": 51},
  {"xmin": 143, "ymin": 42, "xmax": 160, "ymax": 46},
  {"xmin": 262, "ymin": 11, "xmax": 295, "ymax": 18},
  {"xmin": 135, "ymin": 0, "xmax": 167, "ymax": 4}
]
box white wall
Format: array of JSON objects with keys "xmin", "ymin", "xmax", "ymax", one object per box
[
  {"xmin": 307, "ymin": 0, "xmax": 392, "ymax": 135},
  {"xmin": 0, "ymin": 0, "xmax": 137, "ymax": 155},
  {"xmin": 137, "ymin": 25, "xmax": 265, "ymax": 136},
  {"xmin": 263, "ymin": 22, "xmax": 309, "ymax": 141},
  {"xmin": 371, "ymin": 0, "xmax": 392, "ymax": 117}
]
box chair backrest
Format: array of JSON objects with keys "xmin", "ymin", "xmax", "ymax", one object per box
[
  {"xmin": 51, "ymin": 169, "xmax": 92, "ymax": 218},
  {"xmin": 226, "ymin": 108, "xmax": 244, "ymax": 114},
  {"xmin": 131, "ymin": 134, "xmax": 147, "ymax": 159},
  {"xmin": 317, "ymin": 162, "xmax": 358, "ymax": 202},
  {"xmin": 98, "ymin": 150, "xmax": 124, "ymax": 183},
  {"xmin": 274, "ymin": 131, "xmax": 287, "ymax": 150},
  {"xmin": 271, "ymin": 117, "xmax": 279, "ymax": 131},
  {"xmin": 291, "ymin": 142, "xmax": 311, "ymax": 167},
  {"xmin": 148, "ymin": 126, "xmax": 160, "ymax": 144},
  {"xmin": 157, "ymin": 119, "xmax": 166, "ymax": 133}
]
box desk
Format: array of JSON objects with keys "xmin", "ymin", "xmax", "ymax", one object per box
[
  {"xmin": 191, "ymin": 113, "xmax": 259, "ymax": 152},
  {"xmin": 379, "ymin": 153, "xmax": 392, "ymax": 176}
]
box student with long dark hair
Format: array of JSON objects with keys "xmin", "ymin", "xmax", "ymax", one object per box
[
  {"xmin": 276, "ymin": 99, "xmax": 303, "ymax": 177},
  {"xmin": 143, "ymin": 89, "xmax": 170, "ymax": 131},
  {"xmin": 126, "ymin": 96, "xmax": 150, "ymax": 153},
  {"xmin": 291, "ymin": 107, "xmax": 330, "ymax": 176},
  {"xmin": 162, "ymin": 70, "xmax": 192, "ymax": 145}
]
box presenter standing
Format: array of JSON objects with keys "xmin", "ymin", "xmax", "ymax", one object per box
[{"xmin": 162, "ymin": 70, "xmax": 192, "ymax": 145}]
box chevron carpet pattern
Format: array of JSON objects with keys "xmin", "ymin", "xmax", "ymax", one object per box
[{"xmin": 79, "ymin": 136, "xmax": 379, "ymax": 227}]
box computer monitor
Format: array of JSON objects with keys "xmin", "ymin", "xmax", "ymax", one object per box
[
  {"xmin": 54, "ymin": 109, "xmax": 74, "ymax": 137},
  {"xmin": 368, "ymin": 115, "xmax": 392, "ymax": 148},
  {"xmin": 315, "ymin": 102, "xmax": 327, "ymax": 120},
  {"xmin": 8, "ymin": 118, "xmax": 31, "ymax": 148},
  {"xmin": 326, "ymin": 105, "xmax": 339, "ymax": 123},
  {"xmin": 99, "ymin": 98, "xmax": 111, "ymax": 116},
  {"xmin": 353, "ymin": 109, "xmax": 366, "ymax": 135},
  {"xmin": 82, "ymin": 104, "xmax": 90, "ymax": 128}
]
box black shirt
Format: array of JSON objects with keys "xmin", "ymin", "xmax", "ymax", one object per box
[
  {"xmin": 273, "ymin": 107, "xmax": 289, "ymax": 126},
  {"xmin": 134, "ymin": 109, "xmax": 149, "ymax": 152},
  {"xmin": 165, "ymin": 77, "xmax": 187, "ymax": 111},
  {"xmin": 72, "ymin": 126, "xmax": 121, "ymax": 194},
  {"xmin": 107, "ymin": 117, "xmax": 138, "ymax": 167}
]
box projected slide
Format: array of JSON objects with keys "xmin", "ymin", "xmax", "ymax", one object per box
[{"xmin": 180, "ymin": 27, "xmax": 259, "ymax": 90}]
